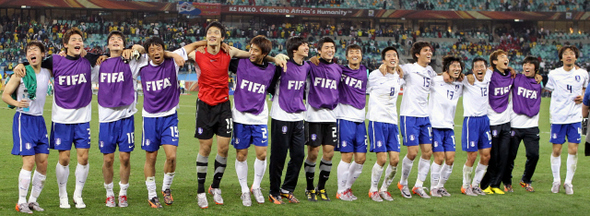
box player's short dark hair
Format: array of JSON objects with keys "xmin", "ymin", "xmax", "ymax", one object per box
[
  {"xmin": 523, "ymin": 56, "xmax": 540, "ymax": 74},
  {"xmin": 286, "ymin": 36, "xmax": 307, "ymax": 59},
  {"xmin": 205, "ymin": 21, "xmax": 227, "ymax": 38},
  {"xmin": 410, "ymin": 41, "xmax": 431, "ymax": 61},
  {"xmin": 25, "ymin": 41, "xmax": 46, "ymax": 54},
  {"xmin": 489, "ymin": 49, "xmax": 507, "ymax": 70},
  {"xmin": 472, "ymin": 57, "xmax": 488, "ymax": 69},
  {"xmin": 107, "ymin": 30, "xmax": 126, "ymax": 47},
  {"xmin": 345, "ymin": 44, "xmax": 362, "ymax": 57},
  {"xmin": 143, "ymin": 37, "xmax": 166, "ymax": 53},
  {"xmin": 249, "ymin": 35, "xmax": 272, "ymax": 55},
  {"xmin": 63, "ymin": 27, "xmax": 84, "ymax": 46},
  {"xmin": 381, "ymin": 46, "xmax": 398, "ymax": 60},
  {"xmin": 558, "ymin": 45, "xmax": 579, "ymax": 61},
  {"xmin": 317, "ymin": 37, "xmax": 336, "ymax": 52},
  {"xmin": 442, "ymin": 55, "xmax": 464, "ymax": 73}
]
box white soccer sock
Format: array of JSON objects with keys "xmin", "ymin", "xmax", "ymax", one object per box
[
  {"xmin": 74, "ymin": 163, "xmax": 89, "ymax": 198},
  {"xmin": 235, "ymin": 159, "xmax": 249, "ymax": 193},
  {"xmin": 29, "ymin": 170, "xmax": 46, "ymax": 203},
  {"xmin": 430, "ymin": 162, "xmax": 442, "ymax": 191},
  {"xmin": 415, "ymin": 158, "xmax": 431, "ymax": 188},
  {"xmin": 18, "ymin": 169, "xmax": 32, "ymax": 204},
  {"xmin": 462, "ymin": 165, "xmax": 473, "ymax": 188},
  {"xmin": 145, "ymin": 176, "xmax": 157, "ymax": 199},
  {"xmin": 104, "ymin": 182, "xmax": 114, "ymax": 197},
  {"xmin": 337, "ymin": 160, "xmax": 351, "ymax": 193},
  {"xmin": 437, "ymin": 163, "xmax": 453, "ymax": 188},
  {"xmin": 119, "ymin": 182, "xmax": 129, "ymax": 196},
  {"xmin": 55, "ymin": 162, "xmax": 69, "ymax": 198},
  {"xmin": 370, "ymin": 163, "xmax": 384, "ymax": 192},
  {"xmin": 472, "ymin": 162, "xmax": 488, "ymax": 187},
  {"xmin": 252, "ymin": 158, "xmax": 266, "ymax": 190},
  {"xmin": 345, "ymin": 161, "xmax": 363, "ymax": 189},
  {"xmin": 551, "ymin": 155, "xmax": 561, "ymax": 183},
  {"xmin": 400, "ymin": 155, "xmax": 414, "ymax": 186},
  {"xmin": 162, "ymin": 172, "xmax": 175, "ymax": 191},
  {"xmin": 380, "ymin": 164, "xmax": 397, "ymax": 192},
  {"xmin": 565, "ymin": 154, "xmax": 578, "ymax": 184}
]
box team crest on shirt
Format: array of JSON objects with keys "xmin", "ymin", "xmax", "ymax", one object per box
[
  {"xmin": 56, "ymin": 138, "xmax": 61, "ymax": 145},
  {"xmin": 198, "ymin": 127, "xmax": 203, "ymax": 135},
  {"xmin": 575, "ymin": 75, "xmax": 581, "ymax": 82},
  {"xmin": 492, "ymin": 130, "xmax": 498, "ymax": 137},
  {"xmin": 455, "ymin": 85, "xmax": 460, "ymax": 91},
  {"xmin": 100, "ymin": 141, "xmax": 104, "ymax": 148},
  {"xmin": 377, "ymin": 141, "xmax": 382, "ymax": 147},
  {"xmin": 282, "ymin": 126, "xmax": 288, "ymax": 134},
  {"xmin": 25, "ymin": 143, "xmax": 31, "ymax": 150},
  {"xmin": 470, "ymin": 141, "xmax": 475, "ymax": 147},
  {"xmin": 410, "ymin": 135, "xmax": 415, "ymax": 141},
  {"xmin": 434, "ymin": 141, "xmax": 438, "ymax": 147},
  {"xmin": 311, "ymin": 134, "xmax": 317, "ymax": 141},
  {"xmin": 342, "ymin": 141, "xmax": 347, "ymax": 147}
]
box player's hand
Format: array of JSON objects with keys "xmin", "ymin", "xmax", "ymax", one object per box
[
  {"xmin": 442, "ymin": 71, "xmax": 452, "ymax": 83},
  {"xmin": 378, "ymin": 64, "xmax": 386, "ymax": 74},
  {"xmin": 309, "ymin": 56, "xmax": 320, "ymax": 66},
  {"xmin": 457, "ymin": 73, "xmax": 465, "ymax": 82},
  {"xmin": 14, "ymin": 64, "xmax": 26, "ymax": 77},
  {"xmin": 17, "ymin": 99, "xmax": 29, "ymax": 108},
  {"xmin": 535, "ymin": 74, "xmax": 542, "ymax": 84},
  {"xmin": 96, "ymin": 55, "xmax": 108, "ymax": 66},
  {"xmin": 466, "ymin": 74, "xmax": 475, "ymax": 85},
  {"xmin": 575, "ymin": 95, "xmax": 583, "ymax": 104},
  {"xmin": 58, "ymin": 50, "xmax": 67, "ymax": 57},
  {"xmin": 172, "ymin": 53, "xmax": 185, "ymax": 67},
  {"xmin": 397, "ymin": 65, "xmax": 404, "ymax": 78},
  {"xmin": 274, "ymin": 54, "xmax": 289, "ymax": 72},
  {"xmin": 122, "ymin": 49, "xmax": 133, "ymax": 60},
  {"xmin": 196, "ymin": 46, "xmax": 206, "ymax": 54},
  {"xmin": 81, "ymin": 49, "xmax": 87, "ymax": 57},
  {"xmin": 221, "ymin": 43, "xmax": 231, "ymax": 54},
  {"xmin": 508, "ymin": 66, "xmax": 516, "ymax": 79}
]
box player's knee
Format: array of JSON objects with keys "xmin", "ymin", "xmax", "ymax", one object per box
[
  {"xmin": 166, "ymin": 154, "xmax": 177, "ymax": 164},
  {"xmin": 103, "ymin": 156, "xmax": 114, "ymax": 167},
  {"xmin": 256, "ymin": 152, "xmax": 266, "ymax": 161},
  {"xmin": 389, "ymin": 158, "xmax": 399, "ymax": 167},
  {"xmin": 446, "ymin": 158, "xmax": 455, "ymax": 165}
]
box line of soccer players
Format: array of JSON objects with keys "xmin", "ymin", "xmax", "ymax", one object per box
[{"xmin": 5, "ymin": 21, "xmax": 588, "ymax": 213}]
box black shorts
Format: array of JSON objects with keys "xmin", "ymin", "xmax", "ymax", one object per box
[
  {"xmin": 305, "ymin": 122, "xmax": 338, "ymax": 147},
  {"xmin": 194, "ymin": 99, "xmax": 232, "ymax": 139}
]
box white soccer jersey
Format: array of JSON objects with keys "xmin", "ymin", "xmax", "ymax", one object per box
[
  {"xmin": 366, "ymin": 69, "xmax": 404, "ymax": 125},
  {"xmin": 269, "ymin": 80, "xmax": 305, "ymax": 121},
  {"xmin": 400, "ymin": 63, "xmax": 437, "ymax": 117},
  {"xmin": 545, "ymin": 67, "xmax": 589, "ymax": 124},
  {"xmin": 93, "ymin": 55, "xmax": 147, "ymax": 123},
  {"xmin": 141, "ymin": 48, "xmax": 188, "ymax": 118},
  {"xmin": 429, "ymin": 76, "xmax": 463, "ymax": 129},
  {"xmin": 16, "ymin": 68, "xmax": 50, "ymax": 116},
  {"xmin": 462, "ymin": 76, "xmax": 489, "ymax": 117},
  {"xmin": 233, "ymin": 99, "xmax": 269, "ymax": 125},
  {"xmin": 511, "ymin": 112, "xmax": 539, "ymax": 128},
  {"xmin": 485, "ymin": 70, "xmax": 512, "ymax": 126}
]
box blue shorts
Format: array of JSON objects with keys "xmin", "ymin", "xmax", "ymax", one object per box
[
  {"xmin": 12, "ymin": 112, "xmax": 50, "ymax": 156},
  {"xmin": 335, "ymin": 119, "xmax": 367, "ymax": 153},
  {"xmin": 50, "ymin": 122, "xmax": 91, "ymax": 150},
  {"xmin": 400, "ymin": 116, "xmax": 432, "ymax": 146},
  {"xmin": 432, "ymin": 128, "xmax": 456, "ymax": 152},
  {"xmin": 461, "ymin": 116, "xmax": 492, "ymax": 152},
  {"xmin": 550, "ymin": 122, "xmax": 582, "ymax": 144},
  {"xmin": 99, "ymin": 117, "xmax": 135, "ymax": 154},
  {"xmin": 142, "ymin": 113, "xmax": 179, "ymax": 152},
  {"xmin": 232, "ymin": 123, "xmax": 268, "ymax": 149},
  {"xmin": 368, "ymin": 121, "xmax": 400, "ymax": 152}
]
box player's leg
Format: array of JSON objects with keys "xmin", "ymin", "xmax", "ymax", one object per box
[
  {"xmin": 72, "ymin": 122, "xmax": 91, "ymax": 208},
  {"xmin": 502, "ymin": 128, "xmax": 520, "ymax": 192},
  {"xmin": 117, "ymin": 116, "xmax": 134, "ymax": 207},
  {"xmin": 369, "ymin": 122, "xmax": 388, "ymax": 200},
  {"xmin": 102, "ymin": 153, "xmax": 116, "ymax": 207},
  {"xmin": 99, "ymin": 120, "xmax": 117, "ymax": 207},
  {"xmin": 461, "ymin": 117, "xmax": 478, "ymax": 196},
  {"xmin": 281, "ymin": 121, "xmax": 305, "ymax": 203},
  {"xmin": 195, "ymin": 99, "xmax": 215, "ymax": 202},
  {"xmin": 28, "ymin": 153, "xmax": 48, "ymax": 211},
  {"xmin": 473, "ymin": 146, "xmax": 491, "ymax": 195},
  {"xmin": 233, "ymin": 123, "xmax": 251, "ymax": 206},
  {"xmin": 564, "ymin": 123, "xmax": 581, "ymax": 194},
  {"xmin": 250, "ymin": 125, "xmax": 268, "ymax": 204},
  {"xmin": 209, "ymin": 102, "xmax": 232, "ymax": 205},
  {"xmin": 430, "ymin": 128, "xmax": 445, "ymax": 196},
  {"xmin": 549, "ymin": 124, "xmax": 565, "ymax": 193},
  {"xmin": 316, "ymin": 142, "xmax": 335, "ymax": 201},
  {"xmin": 268, "ymin": 120, "xmax": 289, "ymax": 204},
  {"xmin": 520, "ymin": 127, "xmax": 539, "ymax": 192},
  {"xmin": 378, "ymin": 123, "xmax": 400, "ymax": 201},
  {"xmin": 16, "ymin": 156, "xmax": 35, "ymax": 213},
  {"xmin": 161, "ymin": 144, "xmax": 177, "ymax": 204},
  {"xmin": 344, "ymin": 121, "xmax": 367, "ymax": 200},
  {"xmin": 436, "ymin": 130, "xmax": 456, "ymax": 197},
  {"xmin": 398, "ymin": 116, "xmax": 418, "ymax": 198},
  {"xmin": 336, "ymin": 119, "xmax": 354, "ymax": 200},
  {"xmin": 50, "ymin": 122, "xmax": 73, "ymax": 208},
  {"xmin": 413, "ymin": 118, "xmax": 432, "ymax": 198},
  {"xmin": 142, "ymin": 117, "xmax": 162, "ymax": 208},
  {"xmin": 304, "ymin": 122, "xmax": 321, "ymax": 201}
]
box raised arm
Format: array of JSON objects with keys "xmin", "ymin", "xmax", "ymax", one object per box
[
  {"xmin": 183, "ymin": 40, "xmax": 208, "ymax": 55},
  {"xmin": 2, "ymin": 74, "xmax": 28, "ymax": 108}
]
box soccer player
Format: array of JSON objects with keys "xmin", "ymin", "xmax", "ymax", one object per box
[
  {"xmin": 3, "ymin": 41, "xmax": 50, "ymax": 213},
  {"xmin": 397, "ymin": 41, "xmax": 437, "ymax": 199},
  {"xmin": 547, "ymin": 45, "xmax": 588, "ymax": 195},
  {"xmin": 460, "ymin": 57, "xmax": 491, "ymax": 196},
  {"xmin": 190, "ymin": 21, "xmax": 286, "ymax": 208},
  {"xmin": 303, "ymin": 36, "xmax": 341, "ymax": 201},
  {"xmin": 429, "ymin": 56, "xmax": 463, "ymax": 197},
  {"xmin": 366, "ymin": 47, "xmax": 403, "ymax": 202},
  {"xmin": 480, "ymin": 50, "xmax": 513, "ymax": 195},
  {"xmin": 505, "ymin": 56, "xmax": 542, "ymax": 192},
  {"xmin": 229, "ymin": 35, "xmax": 277, "ymax": 206},
  {"xmin": 139, "ymin": 37, "xmax": 203, "ymax": 208},
  {"xmin": 334, "ymin": 44, "xmax": 368, "ymax": 201},
  {"xmin": 267, "ymin": 36, "xmax": 309, "ymax": 205}
]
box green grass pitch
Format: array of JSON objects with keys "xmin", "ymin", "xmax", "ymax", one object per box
[{"xmin": 1, "ymin": 94, "xmax": 589, "ymax": 215}]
